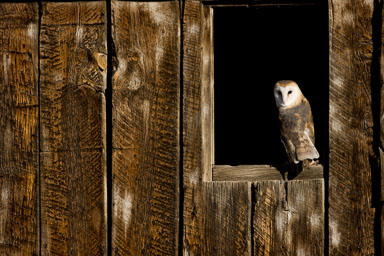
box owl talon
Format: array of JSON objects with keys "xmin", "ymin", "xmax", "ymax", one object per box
[{"xmin": 308, "ymin": 159, "xmax": 319, "ymax": 166}]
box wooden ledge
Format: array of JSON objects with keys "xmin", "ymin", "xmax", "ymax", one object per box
[{"xmin": 212, "ymin": 164, "xmax": 323, "ymax": 181}]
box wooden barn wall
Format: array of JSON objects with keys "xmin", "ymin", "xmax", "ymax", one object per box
[
  {"xmin": 0, "ymin": 3, "xmax": 39, "ymax": 255},
  {"xmin": 182, "ymin": 1, "xmax": 325, "ymax": 255},
  {"xmin": 182, "ymin": 2, "xmax": 253, "ymax": 255},
  {"xmin": 40, "ymin": 2, "xmax": 107, "ymax": 255},
  {"xmin": 0, "ymin": 1, "xmax": 383, "ymax": 255},
  {"xmin": 111, "ymin": 1, "xmax": 180, "ymax": 255},
  {"xmin": 379, "ymin": 0, "xmax": 384, "ymax": 254},
  {"xmin": 329, "ymin": 0, "xmax": 377, "ymax": 255}
]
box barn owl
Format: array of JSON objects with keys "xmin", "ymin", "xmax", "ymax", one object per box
[{"xmin": 274, "ymin": 80, "xmax": 319, "ymax": 164}]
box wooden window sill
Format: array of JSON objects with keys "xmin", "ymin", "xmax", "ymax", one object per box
[{"xmin": 212, "ymin": 164, "xmax": 323, "ymax": 181}]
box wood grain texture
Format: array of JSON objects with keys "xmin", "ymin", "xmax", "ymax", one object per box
[
  {"xmin": 329, "ymin": 0, "xmax": 376, "ymax": 254},
  {"xmin": 191, "ymin": 182, "xmax": 252, "ymax": 256},
  {"xmin": 380, "ymin": 0, "xmax": 384, "ymax": 151},
  {"xmin": 40, "ymin": 151, "xmax": 106, "ymax": 255},
  {"xmin": 40, "ymin": 2, "xmax": 107, "ymax": 255},
  {"xmin": 380, "ymin": 148, "xmax": 384, "ymax": 201},
  {"xmin": 253, "ymin": 179, "xmax": 324, "ymax": 256},
  {"xmin": 183, "ymin": 2, "xmax": 256, "ymax": 255},
  {"xmin": 382, "ymin": 205, "xmax": 384, "ymax": 256},
  {"xmin": 183, "ymin": 4, "xmax": 252, "ymax": 255},
  {"xmin": 0, "ymin": 3, "xmax": 39, "ymax": 255},
  {"xmin": 213, "ymin": 165, "xmax": 323, "ymax": 181},
  {"xmin": 201, "ymin": 5, "xmax": 214, "ymax": 182},
  {"xmin": 111, "ymin": 2, "xmax": 180, "ymax": 255},
  {"xmin": 182, "ymin": 1, "xmax": 206, "ymax": 255},
  {"xmin": 201, "ymin": 0, "xmax": 322, "ymax": 4},
  {"xmin": 40, "ymin": 2, "xmax": 107, "ymax": 152}
]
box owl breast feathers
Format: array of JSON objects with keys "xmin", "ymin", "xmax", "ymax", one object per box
[{"xmin": 274, "ymin": 80, "xmax": 319, "ymax": 164}]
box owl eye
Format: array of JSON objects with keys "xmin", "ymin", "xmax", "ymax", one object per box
[{"xmin": 288, "ymin": 90, "xmax": 292, "ymax": 95}]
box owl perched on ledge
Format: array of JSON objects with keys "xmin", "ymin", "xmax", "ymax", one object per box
[{"xmin": 274, "ymin": 80, "xmax": 319, "ymax": 165}]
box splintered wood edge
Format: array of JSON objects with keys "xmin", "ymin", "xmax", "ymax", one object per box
[{"xmin": 212, "ymin": 164, "xmax": 324, "ymax": 181}]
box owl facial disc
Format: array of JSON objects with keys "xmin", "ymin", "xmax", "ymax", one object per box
[{"xmin": 274, "ymin": 81, "xmax": 303, "ymax": 108}]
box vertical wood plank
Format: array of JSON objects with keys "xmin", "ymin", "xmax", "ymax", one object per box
[
  {"xmin": 253, "ymin": 181, "xmax": 285, "ymax": 256},
  {"xmin": 40, "ymin": 2, "xmax": 107, "ymax": 255},
  {"xmin": 253, "ymin": 180, "xmax": 324, "ymax": 256},
  {"xmin": 380, "ymin": 148, "xmax": 384, "ymax": 201},
  {"xmin": 0, "ymin": 3, "xmax": 39, "ymax": 255},
  {"xmin": 201, "ymin": 5, "xmax": 214, "ymax": 182},
  {"xmin": 199, "ymin": 182, "xmax": 252, "ymax": 256},
  {"xmin": 111, "ymin": 2, "xmax": 180, "ymax": 255},
  {"xmin": 287, "ymin": 180, "xmax": 324, "ymax": 255},
  {"xmin": 380, "ymin": 0, "xmax": 384, "ymax": 151},
  {"xmin": 182, "ymin": 1, "xmax": 206, "ymax": 255},
  {"xmin": 183, "ymin": 3, "xmax": 252, "ymax": 255},
  {"xmin": 329, "ymin": 1, "xmax": 376, "ymax": 254},
  {"xmin": 382, "ymin": 205, "xmax": 384, "ymax": 256}
]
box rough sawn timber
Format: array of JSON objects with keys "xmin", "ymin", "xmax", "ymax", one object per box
[
  {"xmin": 213, "ymin": 165, "xmax": 323, "ymax": 181},
  {"xmin": 111, "ymin": 1, "xmax": 180, "ymax": 255},
  {"xmin": 253, "ymin": 180, "xmax": 324, "ymax": 255},
  {"xmin": 0, "ymin": 3, "xmax": 39, "ymax": 255},
  {"xmin": 198, "ymin": 182, "xmax": 252, "ymax": 256},
  {"xmin": 182, "ymin": 2, "xmax": 252, "ymax": 255},
  {"xmin": 329, "ymin": 0, "xmax": 376, "ymax": 254},
  {"xmin": 40, "ymin": 2, "xmax": 107, "ymax": 255}
]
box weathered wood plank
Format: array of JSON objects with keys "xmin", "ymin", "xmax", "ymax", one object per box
[
  {"xmin": 40, "ymin": 2, "xmax": 107, "ymax": 152},
  {"xmin": 329, "ymin": 0, "xmax": 376, "ymax": 254},
  {"xmin": 382, "ymin": 205, "xmax": 384, "ymax": 256},
  {"xmin": 253, "ymin": 179, "xmax": 324, "ymax": 255},
  {"xmin": 183, "ymin": 3, "xmax": 252, "ymax": 255},
  {"xmin": 0, "ymin": 3, "xmax": 39, "ymax": 255},
  {"xmin": 186, "ymin": 182, "xmax": 251, "ymax": 256},
  {"xmin": 40, "ymin": 2, "xmax": 107, "ymax": 255},
  {"xmin": 182, "ymin": 1, "xmax": 209, "ymax": 255},
  {"xmin": 213, "ymin": 165, "xmax": 323, "ymax": 181},
  {"xmin": 380, "ymin": 148, "xmax": 384, "ymax": 201},
  {"xmin": 381, "ymin": 0, "xmax": 384, "ymax": 149},
  {"xmin": 182, "ymin": 0, "xmax": 203, "ymax": 187},
  {"xmin": 200, "ymin": 0, "xmax": 322, "ymax": 4},
  {"xmin": 201, "ymin": 5, "xmax": 214, "ymax": 182},
  {"xmin": 40, "ymin": 151, "xmax": 106, "ymax": 255},
  {"xmin": 182, "ymin": 3, "xmax": 252, "ymax": 255},
  {"xmin": 111, "ymin": 2, "xmax": 180, "ymax": 255}
]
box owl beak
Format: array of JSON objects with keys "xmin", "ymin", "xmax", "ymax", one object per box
[{"xmin": 282, "ymin": 95, "xmax": 288, "ymax": 106}]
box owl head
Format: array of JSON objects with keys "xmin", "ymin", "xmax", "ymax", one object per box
[{"xmin": 274, "ymin": 80, "xmax": 304, "ymax": 109}]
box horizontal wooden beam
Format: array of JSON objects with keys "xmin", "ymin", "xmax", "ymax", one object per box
[
  {"xmin": 213, "ymin": 165, "xmax": 323, "ymax": 181},
  {"xmin": 201, "ymin": 0, "xmax": 323, "ymax": 6}
]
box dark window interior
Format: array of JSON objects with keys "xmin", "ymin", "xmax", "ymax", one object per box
[{"xmin": 214, "ymin": 4, "xmax": 329, "ymax": 165}]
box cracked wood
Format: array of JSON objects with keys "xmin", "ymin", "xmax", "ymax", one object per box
[
  {"xmin": 111, "ymin": 2, "xmax": 180, "ymax": 255},
  {"xmin": 253, "ymin": 180, "xmax": 324, "ymax": 255},
  {"xmin": 39, "ymin": 2, "xmax": 107, "ymax": 255}
]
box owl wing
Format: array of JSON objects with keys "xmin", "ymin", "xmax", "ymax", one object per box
[
  {"xmin": 281, "ymin": 137, "xmax": 299, "ymax": 164},
  {"xmin": 279, "ymin": 98, "xmax": 319, "ymax": 163},
  {"xmin": 295, "ymin": 100, "xmax": 319, "ymax": 161},
  {"xmin": 295, "ymin": 129, "xmax": 319, "ymax": 161}
]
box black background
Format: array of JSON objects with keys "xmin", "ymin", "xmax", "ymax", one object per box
[{"xmin": 214, "ymin": 4, "xmax": 329, "ymax": 165}]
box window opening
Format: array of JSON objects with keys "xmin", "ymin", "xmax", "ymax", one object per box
[{"xmin": 213, "ymin": 5, "xmax": 329, "ymax": 166}]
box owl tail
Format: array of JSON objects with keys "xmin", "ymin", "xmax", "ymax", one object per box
[{"xmin": 296, "ymin": 131, "xmax": 320, "ymax": 161}]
